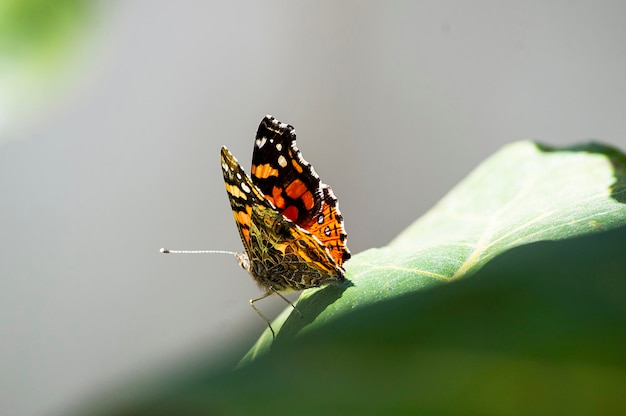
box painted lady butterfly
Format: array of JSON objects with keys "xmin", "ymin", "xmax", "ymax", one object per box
[
  {"xmin": 221, "ymin": 115, "xmax": 350, "ymax": 336},
  {"xmin": 162, "ymin": 115, "xmax": 350, "ymax": 337}
]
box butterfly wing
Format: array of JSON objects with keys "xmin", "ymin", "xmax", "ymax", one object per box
[
  {"xmin": 250, "ymin": 115, "xmax": 350, "ymax": 267},
  {"xmin": 251, "ymin": 116, "xmax": 323, "ymax": 226},
  {"xmin": 220, "ymin": 146, "xmax": 273, "ymax": 255}
]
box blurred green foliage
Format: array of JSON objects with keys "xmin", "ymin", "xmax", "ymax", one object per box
[
  {"xmin": 0, "ymin": 0, "xmax": 88, "ymax": 59},
  {"xmin": 0, "ymin": 0, "xmax": 94, "ymax": 128}
]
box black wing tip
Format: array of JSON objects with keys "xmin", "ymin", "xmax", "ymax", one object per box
[{"xmin": 259, "ymin": 115, "xmax": 295, "ymax": 136}]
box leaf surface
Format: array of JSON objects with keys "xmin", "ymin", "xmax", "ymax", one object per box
[{"xmin": 244, "ymin": 141, "xmax": 626, "ymax": 360}]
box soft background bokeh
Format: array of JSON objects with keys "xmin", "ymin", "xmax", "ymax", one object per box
[{"xmin": 2, "ymin": 1, "xmax": 626, "ymax": 415}]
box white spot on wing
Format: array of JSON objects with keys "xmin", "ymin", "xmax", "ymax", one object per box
[
  {"xmin": 276, "ymin": 143, "xmax": 282, "ymax": 151},
  {"xmin": 257, "ymin": 137, "xmax": 267, "ymax": 148},
  {"xmin": 241, "ymin": 183, "xmax": 251, "ymax": 193},
  {"xmin": 236, "ymin": 173, "xmax": 242, "ymax": 180},
  {"xmin": 278, "ymin": 155, "xmax": 287, "ymax": 168}
]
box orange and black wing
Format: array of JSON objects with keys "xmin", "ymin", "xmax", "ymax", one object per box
[
  {"xmin": 250, "ymin": 115, "xmax": 350, "ymax": 267},
  {"xmin": 251, "ymin": 116, "xmax": 323, "ymax": 226}
]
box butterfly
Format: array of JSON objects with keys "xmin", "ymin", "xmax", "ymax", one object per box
[{"xmin": 163, "ymin": 115, "xmax": 350, "ymax": 337}]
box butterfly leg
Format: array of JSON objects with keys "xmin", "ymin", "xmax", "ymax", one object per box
[
  {"xmin": 250, "ymin": 291, "xmax": 276, "ymax": 338},
  {"xmin": 273, "ymin": 290, "xmax": 303, "ymax": 318},
  {"xmin": 250, "ymin": 289, "xmax": 303, "ymax": 338}
]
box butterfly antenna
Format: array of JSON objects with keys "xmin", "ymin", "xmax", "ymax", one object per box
[
  {"xmin": 161, "ymin": 247, "xmax": 249, "ymax": 273},
  {"xmin": 160, "ymin": 248, "xmax": 238, "ymax": 255}
]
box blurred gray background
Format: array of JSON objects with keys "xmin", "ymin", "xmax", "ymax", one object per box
[{"xmin": 2, "ymin": 1, "xmax": 626, "ymax": 415}]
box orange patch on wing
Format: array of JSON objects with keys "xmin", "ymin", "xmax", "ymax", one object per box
[
  {"xmin": 233, "ymin": 210, "xmax": 252, "ymax": 243},
  {"xmin": 225, "ymin": 183, "xmax": 247, "ymax": 200},
  {"xmin": 241, "ymin": 227, "xmax": 250, "ymax": 243},
  {"xmin": 292, "ymin": 159, "xmax": 303, "ymax": 173},
  {"xmin": 285, "ymin": 179, "xmax": 307, "ymax": 199},
  {"xmin": 272, "ymin": 186, "xmax": 286, "ymax": 209},
  {"xmin": 301, "ymin": 190, "xmax": 314, "ymax": 210},
  {"xmin": 252, "ymin": 163, "xmax": 279, "ymax": 179},
  {"xmin": 234, "ymin": 210, "xmax": 251, "ymax": 227}
]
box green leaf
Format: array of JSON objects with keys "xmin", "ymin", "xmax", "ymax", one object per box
[
  {"xmin": 242, "ymin": 141, "xmax": 626, "ymax": 361},
  {"xmin": 72, "ymin": 221, "xmax": 626, "ymax": 416}
]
